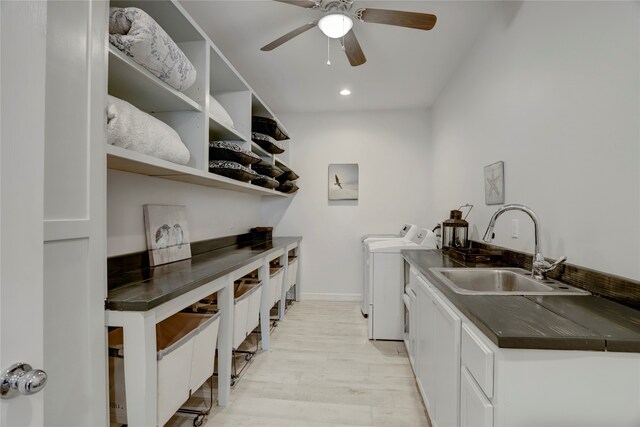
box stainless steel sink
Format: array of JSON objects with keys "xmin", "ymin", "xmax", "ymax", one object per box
[{"xmin": 429, "ymin": 268, "xmax": 590, "ymax": 296}]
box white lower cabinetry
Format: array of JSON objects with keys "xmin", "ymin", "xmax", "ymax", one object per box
[
  {"xmin": 407, "ymin": 264, "xmax": 640, "ymax": 427},
  {"xmin": 460, "ymin": 367, "xmax": 493, "ymax": 427},
  {"xmin": 433, "ymin": 291, "xmax": 461, "ymax": 427},
  {"xmin": 415, "ymin": 278, "xmax": 435, "ymax": 410},
  {"xmin": 415, "ymin": 276, "xmax": 460, "ymax": 427}
]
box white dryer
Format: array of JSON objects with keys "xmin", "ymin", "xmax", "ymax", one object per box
[
  {"xmin": 365, "ymin": 229, "xmax": 437, "ymax": 340},
  {"xmin": 361, "ymin": 223, "xmax": 418, "ymax": 245},
  {"xmin": 361, "ymin": 224, "xmax": 418, "ymax": 317}
]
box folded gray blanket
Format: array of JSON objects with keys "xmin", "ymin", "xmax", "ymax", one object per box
[{"xmin": 109, "ymin": 7, "xmax": 197, "ymax": 92}]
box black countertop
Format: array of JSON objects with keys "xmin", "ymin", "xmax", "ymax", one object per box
[
  {"xmin": 403, "ymin": 249, "xmax": 640, "ymax": 352},
  {"xmin": 106, "ymin": 237, "xmax": 301, "ymax": 312}
]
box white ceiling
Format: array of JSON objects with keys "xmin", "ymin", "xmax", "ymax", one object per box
[{"xmin": 180, "ymin": 1, "xmax": 498, "ymax": 114}]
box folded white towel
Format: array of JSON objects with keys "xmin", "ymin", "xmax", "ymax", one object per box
[
  {"xmin": 208, "ymin": 94, "xmax": 235, "ymax": 130},
  {"xmin": 109, "ymin": 7, "xmax": 197, "ymax": 92},
  {"xmin": 107, "ymin": 95, "xmax": 190, "ymax": 165}
]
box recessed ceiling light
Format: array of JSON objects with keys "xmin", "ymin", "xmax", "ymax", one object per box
[{"xmin": 340, "ymin": 89, "xmax": 351, "ymax": 96}]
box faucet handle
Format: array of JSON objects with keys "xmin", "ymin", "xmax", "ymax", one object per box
[
  {"xmin": 549, "ymin": 256, "xmax": 567, "ymax": 270},
  {"xmin": 534, "ymin": 255, "xmax": 567, "ymax": 277}
]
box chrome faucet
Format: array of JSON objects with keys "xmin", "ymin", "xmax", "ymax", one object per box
[{"xmin": 482, "ymin": 204, "xmax": 567, "ymax": 280}]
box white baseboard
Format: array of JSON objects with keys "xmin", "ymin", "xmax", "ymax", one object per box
[{"xmin": 300, "ymin": 292, "xmax": 362, "ymax": 302}]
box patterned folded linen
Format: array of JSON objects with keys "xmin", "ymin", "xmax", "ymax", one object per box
[
  {"xmin": 276, "ymin": 181, "xmax": 299, "ymax": 194},
  {"xmin": 107, "ymin": 95, "xmax": 190, "ymax": 165},
  {"xmin": 209, "ymin": 160, "xmax": 259, "ymax": 182},
  {"xmin": 209, "ymin": 141, "xmax": 260, "ymax": 166},
  {"xmin": 252, "ymin": 174, "xmax": 280, "ymax": 189},
  {"xmin": 251, "ymin": 132, "xmax": 285, "ymax": 154},
  {"xmin": 252, "ymin": 160, "xmax": 284, "ymax": 178},
  {"xmin": 109, "ymin": 7, "xmax": 197, "ymax": 91},
  {"xmin": 252, "ymin": 116, "xmax": 289, "ymax": 141}
]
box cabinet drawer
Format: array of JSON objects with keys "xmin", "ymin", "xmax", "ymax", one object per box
[
  {"xmin": 462, "ymin": 323, "xmax": 494, "ymax": 398},
  {"xmin": 461, "ymin": 367, "xmax": 493, "ymax": 427}
]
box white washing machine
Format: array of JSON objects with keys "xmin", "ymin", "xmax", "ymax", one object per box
[
  {"xmin": 365, "ymin": 229, "xmax": 437, "ymax": 340},
  {"xmin": 361, "ymin": 223, "xmax": 418, "ymax": 245},
  {"xmin": 361, "ymin": 224, "xmax": 417, "ymax": 317}
]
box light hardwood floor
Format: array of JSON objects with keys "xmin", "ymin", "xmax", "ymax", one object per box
[{"xmin": 168, "ymin": 301, "xmax": 431, "ymax": 427}]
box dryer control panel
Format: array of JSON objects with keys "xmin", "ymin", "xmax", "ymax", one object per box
[
  {"xmin": 399, "ymin": 224, "xmax": 418, "ymax": 240},
  {"xmin": 411, "ymin": 229, "xmax": 437, "ymax": 248}
]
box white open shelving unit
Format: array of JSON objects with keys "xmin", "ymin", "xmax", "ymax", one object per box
[{"xmin": 106, "ymin": 0, "xmax": 296, "ymax": 197}]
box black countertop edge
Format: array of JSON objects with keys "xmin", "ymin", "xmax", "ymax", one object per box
[
  {"xmin": 402, "ymin": 249, "xmax": 640, "ymax": 353},
  {"xmin": 105, "ymin": 236, "xmax": 301, "ymax": 312},
  {"xmin": 108, "ymin": 232, "xmax": 280, "ymax": 284}
]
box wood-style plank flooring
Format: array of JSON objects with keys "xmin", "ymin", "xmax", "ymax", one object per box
[{"xmin": 168, "ymin": 301, "xmax": 430, "ymax": 426}]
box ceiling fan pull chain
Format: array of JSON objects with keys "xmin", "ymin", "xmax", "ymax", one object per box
[
  {"xmin": 326, "ymin": 36, "xmax": 331, "ymax": 65},
  {"xmin": 341, "ymin": 16, "xmax": 344, "ymax": 49}
]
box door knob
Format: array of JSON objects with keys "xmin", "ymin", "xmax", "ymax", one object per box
[{"xmin": 0, "ymin": 363, "xmax": 47, "ymax": 399}]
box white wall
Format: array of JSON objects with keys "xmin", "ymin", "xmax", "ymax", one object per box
[
  {"xmin": 107, "ymin": 170, "xmax": 264, "ymax": 256},
  {"xmin": 270, "ymin": 109, "xmax": 431, "ymax": 300},
  {"xmin": 428, "ymin": 2, "xmax": 640, "ymax": 280}
]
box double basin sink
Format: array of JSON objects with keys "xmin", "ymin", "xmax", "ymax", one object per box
[{"xmin": 429, "ymin": 267, "xmax": 590, "ymax": 296}]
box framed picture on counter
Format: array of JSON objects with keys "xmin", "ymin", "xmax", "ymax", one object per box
[
  {"xmin": 143, "ymin": 204, "xmax": 192, "ymax": 266},
  {"xmin": 484, "ymin": 161, "xmax": 505, "ymax": 205}
]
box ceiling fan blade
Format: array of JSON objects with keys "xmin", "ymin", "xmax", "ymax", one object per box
[
  {"xmin": 342, "ymin": 30, "xmax": 366, "ymax": 67},
  {"xmin": 356, "ymin": 8, "xmax": 437, "ymax": 31},
  {"xmin": 273, "ymin": 0, "xmax": 318, "ymax": 9},
  {"xmin": 260, "ymin": 22, "xmax": 317, "ymax": 51}
]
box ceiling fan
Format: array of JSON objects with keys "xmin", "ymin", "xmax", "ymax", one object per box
[{"xmin": 260, "ymin": 0, "xmax": 437, "ymax": 67}]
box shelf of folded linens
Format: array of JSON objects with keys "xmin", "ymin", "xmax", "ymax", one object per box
[
  {"xmin": 108, "ymin": 46, "xmax": 202, "ymax": 113},
  {"xmin": 250, "ymin": 141, "xmax": 274, "ymax": 159},
  {"xmin": 274, "ymin": 156, "xmax": 294, "ymax": 172},
  {"xmin": 251, "ymin": 93, "xmax": 290, "ymax": 139},
  {"xmin": 106, "ymin": 144, "xmax": 291, "ymax": 197},
  {"xmin": 208, "ymin": 114, "xmax": 248, "ymax": 142}
]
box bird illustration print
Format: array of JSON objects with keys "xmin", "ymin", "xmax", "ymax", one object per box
[
  {"xmin": 155, "ymin": 224, "xmax": 171, "ymax": 248},
  {"xmin": 173, "ymin": 224, "xmax": 184, "ymax": 249},
  {"xmin": 334, "ymin": 174, "xmax": 343, "ymax": 189}
]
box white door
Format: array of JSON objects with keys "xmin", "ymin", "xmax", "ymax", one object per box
[
  {"xmin": 1, "ymin": 2, "xmax": 48, "ymax": 425},
  {"xmin": 1, "ymin": 1, "xmax": 108, "ymax": 426}
]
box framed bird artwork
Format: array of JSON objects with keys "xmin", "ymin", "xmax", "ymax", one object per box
[
  {"xmin": 328, "ymin": 164, "xmax": 359, "ymax": 201},
  {"xmin": 143, "ymin": 204, "xmax": 192, "ymax": 266}
]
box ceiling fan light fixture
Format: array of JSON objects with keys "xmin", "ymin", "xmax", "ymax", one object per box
[{"xmin": 318, "ymin": 14, "xmax": 353, "ymax": 39}]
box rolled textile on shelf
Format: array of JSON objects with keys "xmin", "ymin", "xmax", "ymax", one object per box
[
  {"xmin": 251, "ymin": 132, "xmax": 285, "ymax": 154},
  {"xmin": 208, "ymin": 95, "xmax": 235, "ymax": 130},
  {"xmin": 276, "ymin": 180, "xmax": 299, "ymax": 194},
  {"xmin": 209, "ymin": 141, "xmax": 260, "ymax": 166},
  {"xmin": 252, "ymin": 116, "xmax": 289, "ymax": 141},
  {"xmin": 252, "ymin": 174, "xmax": 280, "ymax": 189},
  {"xmin": 109, "ymin": 7, "xmax": 197, "ymax": 92},
  {"xmin": 276, "ymin": 166, "xmax": 299, "ymax": 182},
  {"xmin": 209, "ymin": 160, "xmax": 259, "ymax": 182},
  {"xmin": 107, "ymin": 95, "xmax": 190, "ymax": 165},
  {"xmin": 252, "ymin": 159, "xmax": 284, "ymax": 178}
]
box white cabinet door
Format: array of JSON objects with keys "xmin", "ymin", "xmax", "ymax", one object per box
[
  {"xmin": 460, "ymin": 367, "xmax": 493, "ymax": 427},
  {"xmin": 408, "ymin": 288, "xmax": 418, "ymax": 363},
  {"xmin": 433, "ymin": 291, "xmax": 462, "ymax": 427},
  {"xmin": 415, "ymin": 277, "xmax": 436, "ymax": 412}
]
